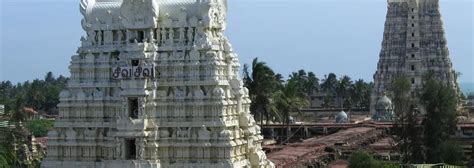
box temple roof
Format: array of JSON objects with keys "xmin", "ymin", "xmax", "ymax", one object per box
[{"xmin": 81, "ymin": 0, "xmax": 227, "ymax": 30}]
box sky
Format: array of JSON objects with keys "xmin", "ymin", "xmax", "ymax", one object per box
[{"xmin": 1, "ymin": 0, "xmax": 473, "ymax": 84}]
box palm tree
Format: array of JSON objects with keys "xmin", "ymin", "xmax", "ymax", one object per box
[
  {"xmin": 321, "ymin": 73, "xmax": 338, "ymax": 93},
  {"xmin": 321, "ymin": 73, "xmax": 338, "ymax": 108},
  {"xmin": 337, "ymin": 75, "xmax": 353, "ymax": 108},
  {"xmin": 287, "ymin": 70, "xmax": 319, "ymax": 98},
  {"xmin": 273, "ymin": 80, "xmax": 309, "ymax": 124},
  {"xmin": 351, "ymin": 79, "xmax": 371, "ymax": 109},
  {"xmin": 243, "ymin": 58, "xmax": 281, "ymax": 124},
  {"xmin": 306, "ymin": 72, "xmax": 319, "ymax": 96}
]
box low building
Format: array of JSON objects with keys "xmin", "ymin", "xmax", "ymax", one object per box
[
  {"xmin": 0, "ymin": 105, "xmax": 10, "ymax": 144},
  {"xmin": 309, "ymin": 91, "xmax": 342, "ymax": 109},
  {"xmin": 467, "ymin": 92, "xmax": 474, "ymax": 114}
]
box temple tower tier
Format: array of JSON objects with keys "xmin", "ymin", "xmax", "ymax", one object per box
[
  {"xmin": 371, "ymin": 0, "xmax": 458, "ymax": 115},
  {"xmin": 42, "ymin": 0, "xmax": 274, "ymax": 167}
]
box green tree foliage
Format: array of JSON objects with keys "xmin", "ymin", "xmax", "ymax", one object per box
[
  {"xmin": 0, "ymin": 129, "xmax": 21, "ymax": 168},
  {"xmin": 0, "ymin": 147, "xmax": 20, "ymax": 168},
  {"xmin": 421, "ymin": 71, "xmax": 460, "ymax": 164},
  {"xmin": 243, "ymin": 58, "xmax": 373, "ymax": 124},
  {"xmin": 391, "ymin": 76, "xmax": 424, "ymax": 163},
  {"xmin": 321, "ymin": 73, "xmax": 338, "ymax": 93},
  {"xmin": 272, "ymin": 80, "xmax": 309, "ymax": 124},
  {"xmin": 337, "ymin": 75, "xmax": 353, "ymax": 108},
  {"xmin": 243, "ymin": 58, "xmax": 281, "ymax": 124},
  {"xmin": 320, "ymin": 73, "xmax": 372, "ymax": 109},
  {"xmin": 26, "ymin": 119, "xmax": 54, "ymax": 137},
  {"xmin": 438, "ymin": 141, "xmax": 465, "ymax": 165},
  {"xmin": 392, "ymin": 72, "xmax": 464, "ymax": 165},
  {"xmin": 0, "ymin": 72, "xmax": 66, "ymax": 167},
  {"xmin": 378, "ymin": 162, "xmax": 400, "ymax": 168},
  {"xmin": 244, "ymin": 59, "xmax": 315, "ymax": 124},
  {"xmin": 287, "ymin": 70, "xmax": 319, "ymax": 97},
  {"xmin": 348, "ymin": 150, "xmax": 402, "ymax": 168},
  {"xmin": 0, "ymin": 72, "xmax": 68, "ymax": 116},
  {"xmin": 348, "ymin": 150, "xmax": 379, "ymax": 168},
  {"xmin": 11, "ymin": 95, "xmax": 27, "ymax": 124},
  {"xmin": 321, "ymin": 73, "xmax": 339, "ymax": 107},
  {"xmin": 351, "ymin": 79, "xmax": 372, "ymax": 108}
]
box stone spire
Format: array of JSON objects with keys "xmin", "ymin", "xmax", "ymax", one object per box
[
  {"xmin": 42, "ymin": 0, "xmax": 274, "ymax": 167},
  {"xmin": 371, "ymin": 0, "xmax": 458, "ymax": 115}
]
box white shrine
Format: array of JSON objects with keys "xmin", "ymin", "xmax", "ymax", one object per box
[{"xmin": 41, "ymin": 0, "xmax": 274, "ymax": 167}]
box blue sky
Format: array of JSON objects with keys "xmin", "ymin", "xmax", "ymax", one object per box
[{"xmin": 1, "ymin": 0, "xmax": 473, "ymax": 84}]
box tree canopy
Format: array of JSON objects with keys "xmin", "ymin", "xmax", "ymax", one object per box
[
  {"xmin": 243, "ymin": 58, "xmax": 372, "ymax": 124},
  {"xmin": 0, "ymin": 72, "xmax": 68, "ymax": 117},
  {"xmin": 391, "ymin": 72, "xmax": 463, "ymax": 165},
  {"xmin": 421, "ymin": 71, "xmax": 461, "ymax": 164}
]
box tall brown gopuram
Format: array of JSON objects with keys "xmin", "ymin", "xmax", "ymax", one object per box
[{"xmin": 371, "ymin": 0, "xmax": 458, "ymax": 116}]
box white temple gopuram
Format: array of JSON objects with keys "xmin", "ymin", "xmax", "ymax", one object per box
[{"xmin": 41, "ymin": 0, "xmax": 274, "ymax": 167}]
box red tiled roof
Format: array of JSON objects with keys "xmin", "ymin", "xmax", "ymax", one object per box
[
  {"xmin": 35, "ymin": 137, "xmax": 48, "ymax": 148},
  {"xmin": 23, "ymin": 107, "xmax": 38, "ymax": 114},
  {"xmin": 267, "ymin": 127, "xmax": 377, "ymax": 167}
]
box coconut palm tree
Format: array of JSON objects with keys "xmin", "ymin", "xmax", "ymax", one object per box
[
  {"xmin": 350, "ymin": 79, "xmax": 371, "ymax": 109},
  {"xmin": 273, "ymin": 80, "xmax": 309, "ymax": 124},
  {"xmin": 321, "ymin": 73, "xmax": 338, "ymax": 93},
  {"xmin": 243, "ymin": 58, "xmax": 281, "ymax": 124},
  {"xmin": 321, "ymin": 73, "xmax": 338, "ymax": 108},
  {"xmin": 337, "ymin": 75, "xmax": 353, "ymax": 108},
  {"xmin": 287, "ymin": 70, "xmax": 319, "ymax": 98}
]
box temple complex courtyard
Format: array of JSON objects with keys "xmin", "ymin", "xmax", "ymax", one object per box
[{"xmin": 1, "ymin": 0, "xmax": 473, "ymax": 167}]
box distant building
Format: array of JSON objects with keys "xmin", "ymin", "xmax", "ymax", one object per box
[
  {"xmin": 467, "ymin": 92, "xmax": 474, "ymax": 114},
  {"xmin": 309, "ymin": 91, "xmax": 327, "ymax": 108},
  {"xmin": 467, "ymin": 92, "xmax": 474, "ymax": 104},
  {"xmin": 371, "ymin": 0, "xmax": 459, "ymax": 115},
  {"xmin": 309, "ymin": 90, "xmax": 342, "ymax": 109}
]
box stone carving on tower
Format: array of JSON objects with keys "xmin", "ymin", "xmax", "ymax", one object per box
[
  {"xmin": 42, "ymin": 0, "xmax": 274, "ymax": 167},
  {"xmin": 371, "ymin": 0, "xmax": 458, "ymax": 115}
]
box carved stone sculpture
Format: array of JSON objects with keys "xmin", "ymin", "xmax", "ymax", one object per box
[
  {"xmin": 137, "ymin": 138, "xmax": 147, "ymax": 160},
  {"xmin": 198, "ymin": 125, "xmax": 210, "ymax": 140},
  {"xmin": 42, "ymin": 0, "xmax": 274, "ymax": 168}
]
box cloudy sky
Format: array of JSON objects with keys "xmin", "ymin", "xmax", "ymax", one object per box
[{"xmin": 1, "ymin": 0, "xmax": 472, "ymax": 83}]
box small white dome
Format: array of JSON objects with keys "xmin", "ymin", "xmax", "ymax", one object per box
[
  {"xmin": 376, "ymin": 95, "xmax": 392, "ymax": 107},
  {"xmin": 374, "ymin": 94, "xmax": 395, "ymax": 122},
  {"xmin": 336, "ymin": 111, "xmax": 348, "ymax": 123}
]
